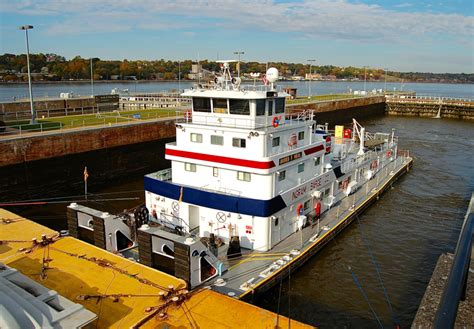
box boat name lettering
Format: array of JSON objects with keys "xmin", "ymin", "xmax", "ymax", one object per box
[
  {"xmin": 310, "ymin": 178, "xmax": 322, "ymax": 189},
  {"xmin": 279, "ymin": 152, "xmax": 302, "ymax": 166},
  {"xmin": 292, "ymin": 186, "xmax": 307, "ymax": 200}
]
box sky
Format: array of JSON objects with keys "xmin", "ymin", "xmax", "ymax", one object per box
[{"xmin": 1, "ymin": 0, "xmax": 473, "ymax": 73}]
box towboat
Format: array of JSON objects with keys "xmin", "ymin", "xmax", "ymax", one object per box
[{"xmin": 67, "ymin": 61, "xmax": 412, "ymax": 300}]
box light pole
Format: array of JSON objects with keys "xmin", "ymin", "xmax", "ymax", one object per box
[
  {"xmin": 90, "ymin": 58, "xmax": 94, "ymax": 96},
  {"xmin": 233, "ymin": 51, "xmax": 244, "ymax": 77},
  {"xmin": 307, "ymin": 59, "xmax": 316, "ymax": 99},
  {"xmin": 178, "ymin": 60, "xmax": 181, "ymax": 92},
  {"xmin": 363, "ymin": 66, "xmax": 368, "ymax": 94},
  {"xmin": 19, "ymin": 25, "xmax": 36, "ymax": 123}
]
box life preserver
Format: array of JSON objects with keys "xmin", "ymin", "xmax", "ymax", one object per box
[
  {"xmin": 296, "ymin": 203, "xmax": 303, "ymax": 216},
  {"xmin": 314, "ymin": 201, "xmax": 321, "ymax": 217},
  {"xmin": 325, "ymin": 135, "xmax": 332, "ymax": 154},
  {"xmin": 272, "ymin": 116, "xmax": 280, "ymax": 128},
  {"xmin": 288, "ymin": 133, "xmax": 297, "ymax": 147},
  {"xmin": 386, "ymin": 150, "xmax": 392, "ymax": 158},
  {"xmin": 370, "ymin": 160, "xmax": 378, "ymax": 170},
  {"xmin": 342, "ymin": 179, "xmax": 349, "ymax": 190},
  {"xmin": 184, "ymin": 111, "xmax": 192, "ymax": 120}
]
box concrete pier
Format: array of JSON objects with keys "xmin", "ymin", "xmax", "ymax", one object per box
[
  {"xmin": 386, "ymin": 96, "xmax": 474, "ymax": 120},
  {"xmin": 412, "ymin": 194, "xmax": 474, "ymax": 328}
]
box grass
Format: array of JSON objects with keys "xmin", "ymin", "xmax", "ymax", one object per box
[
  {"xmin": 5, "ymin": 108, "xmax": 182, "ymax": 131},
  {"xmin": 287, "ymin": 94, "xmax": 362, "ymax": 104}
]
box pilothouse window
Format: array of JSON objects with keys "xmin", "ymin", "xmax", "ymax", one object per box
[
  {"xmin": 229, "ymin": 99, "xmax": 250, "ymax": 115},
  {"xmin": 213, "ymin": 98, "xmax": 228, "ymax": 114},
  {"xmin": 256, "ymin": 99, "xmax": 266, "ymax": 116},
  {"xmin": 275, "ymin": 98, "xmax": 285, "ymax": 114},
  {"xmin": 193, "ymin": 97, "xmax": 211, "ymax": 112}
]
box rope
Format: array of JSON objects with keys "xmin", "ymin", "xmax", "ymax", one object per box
[
  {"xmin": 356, "ymin": 214, "xmax": 399, "ymax": 327},
  {"xmin": 349, "ymin": 266, "xmax": 384, "ymax": 329},
  {"xmin": 276, "ymin": 272, "xmax": 283, "ymax": 327},
  {"xmin": 287, "ymin": 266, "xmax": 291, "ymax": 329},
  {"xmin": 50, "ymin": 247, "xmax": 173, "ymax": 292}
]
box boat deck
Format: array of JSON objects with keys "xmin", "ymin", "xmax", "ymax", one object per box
[
  {"xmin": 0, "ymin": 209, "xmax": 312, "ymax": 328},
  {"xmin": 210, "ymin": 154, "xmax": 413, "ymax": 299}
]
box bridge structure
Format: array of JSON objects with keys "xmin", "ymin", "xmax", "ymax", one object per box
[{"xmin": 386, "ymin": 95, "xmax": 474, "ymax": 120}]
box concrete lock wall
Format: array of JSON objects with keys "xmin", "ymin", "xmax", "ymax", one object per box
[{"xmin": 0, "ymin": 120, "xmax": 176, "ymax": 167}]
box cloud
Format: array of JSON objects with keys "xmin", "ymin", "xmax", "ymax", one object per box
[{"xmin": 3, "ymin": 0, "xmax": 473, "ymax": 42}]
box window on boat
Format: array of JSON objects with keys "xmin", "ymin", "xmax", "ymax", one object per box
[
  {"xmin": 213, "ymin": 167, "xmax": 219, "ymax": 177},
  {"xmin": 237, "ymin": 171, "xmax": 251, "ymax": 182},
  {"xmin": 324, "ymin": 187, "xmax": 331, "ymax": 198},
  {"xmin": 213, "ymin": 98, "xmax": 228, "ymax": 114},
  {"xmin": 278, "ymin": 170, "xmax": 286, "ymax": 181},
  {"xmin": 256, "ymin": 99, "xmax": 266, "ymax": 116},
  {"xmin": 304, "ymin": 200, "xmax": 310, "ymax": 211},
  {"xmin": 185, "ymin": 163, "xmax": 196, "ymax": 172},
  {"xmin": 162, "ymin": 244, "xmax": 175, "ymax": 258},
  {"xmin": 298, "ymin": 131, "xmax": 305, "ymax": 140},
  {"xmin": 232, "ymin": 138, "xmax": 246, "ymax": 148},
  {"xmin": 314, "ymin": 157, "xmax": 321, "ymax": 166},
  {"xmin": 229, "ymin": 99, "xmax": 250, "ymax": 115},
  {"xmin": 275, "ymin": 98, "xmax": 285, "ymax": 114},
  {"xmin": 211, "ymin": 135, "xmax": 223, "ymax": 145},
  {"xmin": 116, "ymin": 230, "xmax": 133, "ymax": 251},
  {"xmin": 190, "ymin": 133, "xmax": 203, "ymax": 143},
  {"xmin": 200, "ymin": 256, "xmax": 216, "ymax": 282},
  {"xmin": 298, "ymin": 163, "xmax": 305, "ymax": 173},
  {"xmin": 272, "ymin": 136, "xmax": 280, "ymax": 147},
  {"xmin": 274, "ymin": 217, "xmax": 279, "ymax": 226},
  {"xmin": 268, "ymin": 100, "xmax": 274, "ymax": 115},
  {"xmin": 193, "ymin": 97, "xmax": 211, "ymax": 112}
]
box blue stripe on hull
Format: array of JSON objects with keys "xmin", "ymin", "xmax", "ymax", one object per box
[{"xmin": 144, "ymin": 176, "xmax": 287, "ymax": 217}]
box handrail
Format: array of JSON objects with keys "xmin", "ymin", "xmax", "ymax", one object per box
[{"xmin": 433, "ymin": 193, "xmax": 474, "ymax": 329}]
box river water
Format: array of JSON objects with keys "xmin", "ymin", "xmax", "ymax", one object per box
[
  {"xmin": 1, "ymin": 80, "xmax": 473, "ymax": 101},
  {"xmin": 2, "ymin": 82, "xmax": 473, "ymax": 327}
]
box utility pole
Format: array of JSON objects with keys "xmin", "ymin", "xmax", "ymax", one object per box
[
  {"xmin": 363, "ymin": 66, "xmax": 368, "ymax": 94},
  {"xmin": 178, "ymin": 60, "xmax": 181, "ymax": 92},
  {"xmin": 384, "ymin": 68, "xmax": 388, "ymax": 93},
  {"xmin": 234, "ymin": 51, "xmax": 244, "ymax": 77},
  {"xmin": 19, "ymin": 25, "xmax": 36, "ymax": 124},
  {"xmin": 90, "ymin": 58, "xmax": 94, "ymax": 96},
  {"xmin": 307, "ymin": 59, "xmax": 316, "ymax": 99}
]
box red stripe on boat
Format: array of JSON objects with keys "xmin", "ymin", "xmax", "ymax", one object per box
[
  {"xmin": 304, "ymin": 144, "xmax": 325, "ymax": 155},
  {"xmin": 166, "ymin": 149, "xmax": 276, "ymax": 169}
]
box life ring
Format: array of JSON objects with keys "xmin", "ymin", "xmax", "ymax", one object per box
[
  {"xmin": 386, "ymin": 150, "xmax": 392, "ymax": 158},
  {"xmin": 314, "ymin": 201, "xmax": 321, "ymax": 216},
  {"xmin": 184, "ymin": 111, "xmax": 192, "ymax": 120},
  {"xmin": 370, "ymin": 160, "xmax": 378, "ymax": 170},
  {"xmin": 296, "ymin": 203, "xmax": 303, "ymax": 216},
  {"xmin": 342, "ymin": 180, "xmax": 349, "ymax": 190},
  {"xmin": 325, "ymin": 135, "xmax": 332, "ymax": 153},
  {"xmin": 272, "ymin": 116, "xmax": 280, "ymax": 128}
]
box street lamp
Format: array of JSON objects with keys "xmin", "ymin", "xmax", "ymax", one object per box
[
  {"xmin": 233, "ymin": 51, "xmax": 244, "ymax": 77},
  {"xmin": 19, "ymin": 25, "xmax": 36, "ymax": 123},
  {"xmin": 307, "ymin": 59, "xmax": 316, "ymax": 99},
  {"xmin": 90, "ymin": 58, "xmax": 94, "ymax": 96},
  {"xmin": 178, "ymin": 60, "xmax": 181, "ymax": 92},
  {"xmin": 363, "ymin": 66, "xmax": 368, "ymax": 94}
]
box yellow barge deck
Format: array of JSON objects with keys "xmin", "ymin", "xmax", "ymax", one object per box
[{"xmin": 0, "ymin": 208, "xmax": 313, "ymax": 328}]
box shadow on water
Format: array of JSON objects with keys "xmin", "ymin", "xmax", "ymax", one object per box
[{"xmin": 1, "ymin": 138, "xmax": 173, "ymax": 230}]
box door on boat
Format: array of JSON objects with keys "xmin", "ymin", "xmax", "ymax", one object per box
[
  {"xmin": 271, "ymin": 216, "xmax": 281, "ymax": 247},
  {"xmin": 189, "ymin": 205, "xmax": 200, "ymax": 232}
]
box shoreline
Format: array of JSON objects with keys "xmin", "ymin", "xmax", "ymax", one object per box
[{"xmin": 1, "ymin": 80, "xmax": 473, "ymax": 86}]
